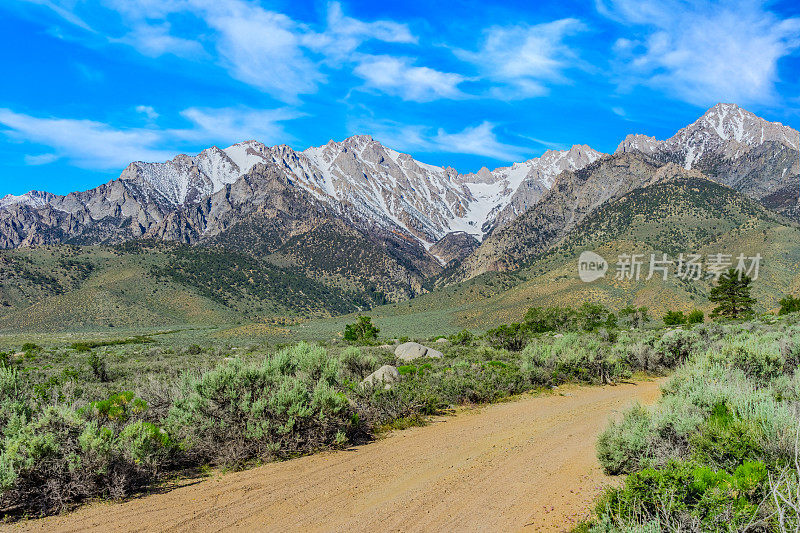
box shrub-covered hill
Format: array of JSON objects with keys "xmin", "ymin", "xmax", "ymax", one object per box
[{"xmin": 0, "ymin": 242, "xmax": 378, "ymax": 332}]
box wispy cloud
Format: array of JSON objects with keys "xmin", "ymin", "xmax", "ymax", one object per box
[
  {"xmin": 115, "ymin": 22, "xmax": 206, "ymax": 59},
  {"xmin": 353, "ymin": 55, "xmax": 467, "ymax": 102},
  {"xmin": 21, "ymin": 0, "xmax": 94, "ymax": 32},
  {"xmin": 305, "ymin": 1, "xmax": 416, "ymax": 60},
  {"xmin": 0, "ymin": 109, "xmax": 172, "ymax": 168},
  {"xmin": 360, "ymin": 119, "xmax": 530, "ymax": 161},
  {"xmin": 175, "ymin": 107, "xmax": 303, "ymax": 144},
  {"xmin": 210, "ymin": 8, "xmax": 322, "ymax": 102},
  {"xmin": 514, "ymin": 134, "xmax": 570, "ymax": 151},
  {"xmin": 599, "ymin": 0, "xmax": 800, "ymax": 106},
  {"xmin": 24, "ymin": 153, "xmax": 59, "ymax": 165},
  {"xmin": 0, "ymin": 106, "xmax": 298, "ymax": 169},
  {"xmin": 28, "ymin": 0, "xmax": 420, "ymax": 103},
  {"xmin": 456, "ymin": 19, "xmax": 587, "ymax": 99}
]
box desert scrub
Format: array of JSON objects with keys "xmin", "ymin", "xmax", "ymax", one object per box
[
  {"xmin": 521, "ymin": 333, "xmax": 630, "ymax": 385},
  {"xmin": 166, "ymin": 342, "xmax": 358, "ymax": 466},
  {"xmin": 0, "ymin": 325, "xmax": 699, "ymax": 518},
  {"xmin": 0, "ymin": 405, "xmax": 174, "ymax": 516},
  {"xmin": 595, "ymin": 460, "xmax": 769, "ymax": 531},
  {"xmin": 590, "ymin": 323, "xmax": 800, "ymax": 530}
]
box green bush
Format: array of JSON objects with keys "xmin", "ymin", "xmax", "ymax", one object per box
[
  {"xmin": 338, "ymin": 347, "xmax": 377, "ymax": 381},
  {"xmin": 779, "ymin": 295, "xmax": 800, "ymax": 315},
  {"xmin": 597, "ymin": 403, "xmax": 652, "ymax": 475},
  {"xmin": 166, "ymin": 343, "xmax": 357, "ymax": 466},
  {"xmin": 689, "ymin": 403, "xmax": 765, "ymax": 472},
  {"xmin": 0, "ymin": 407, "xmax": 171, "ymax": 516},
  {"xmin": 84, "ymin": 391, "xmax": 148, "ymax": 424},
  {"xmin": 654, "ymin": 329, "xmax": 700, "ymax": 368},
  {"xmin": 88, "ymin": 352, "xmax": 109, "ymax": 382},
  {"xmin": 591, "ymin": 324, "xmax": 800, "ymax": 531},
  {"xmin": 486, "ymin": 323, "xmax": 528, "ymax": 351},
  {"xmin": 523, "ymin": 304, "xmax": 614, "ymax": 333},
  {"xmin": 448, "ymin": 329, "xmax": 474, "ymax": 346},
  {"xmin": 687, "ymin": 309, "xmax": 705, "ymax": 324},
  {"xmin": 721, "ymin": 337, "xmax": 782, "ymax": 382},
  {"xmin": 343, "ymin": 316, "xmax": 380, "ymax": 344},
  {"xmin": 598, "ymin": 460, "xmax": 766, "ymax": 531},
  {"xmin": 185, "ymin": 344, "xmax": 203, "ymax": 355},
  {"xmin": 663, "ymin": 310, "xmax": 687, "ymax": 325}
]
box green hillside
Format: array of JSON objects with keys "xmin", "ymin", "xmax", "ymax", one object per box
[{"xmin": 0, "ymin": 241, "xmax": 376, "ymax": 333}]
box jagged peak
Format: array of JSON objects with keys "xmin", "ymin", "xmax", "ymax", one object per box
[
  {"xmin": 0, "ymin": 190, "xmax": 54, "ymax": 210},
  {"xmin": 344, "ymin": 134, "xmax": 375, "ymax": 143},
  {"xmin": 615, "ymin": 133, "xmax": 660, "ymax": 155}
]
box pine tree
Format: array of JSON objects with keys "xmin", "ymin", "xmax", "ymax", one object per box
[{"xmin": 709, "ymin": 268, "xmax": 755, "ymax": 319}]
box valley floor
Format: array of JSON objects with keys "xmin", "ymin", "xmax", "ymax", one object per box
[{"xmin": 12, "ymin": 379, "xmax": 663, "ymax": 533}]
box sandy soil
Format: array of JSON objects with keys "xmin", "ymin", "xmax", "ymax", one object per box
[{"xmin": 11, "ymin": 379, "xmax": 663, "ymax": 533}]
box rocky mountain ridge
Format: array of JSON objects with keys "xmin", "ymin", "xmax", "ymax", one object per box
[{"xmin": 0, "ymin": 103, "xmax": 797, "ymax": 291}]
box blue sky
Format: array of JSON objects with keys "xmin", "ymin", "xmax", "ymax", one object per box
[{"xmin": 0, "ymin": 0, "xmax": 799, "ymax": 196}]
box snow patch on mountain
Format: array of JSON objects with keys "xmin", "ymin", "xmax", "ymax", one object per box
[
  {"xmin": 112, "ymin": 135, "xmax": 607, "ymax": 246},
  {"xmin": 0, "ymin": 190, "xmax": 54, "ymax": 210},
  {"xmin": 614, "ymin": 103, "xmax": 800, "ymax": 170}
]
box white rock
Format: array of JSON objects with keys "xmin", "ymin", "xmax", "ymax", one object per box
[
  {"xmin": 395, "ymin": 342, "xmax": 443, "ymax": 362},
  {"xmin": 361, "ymin": 365, "xmax": 401, "ymax": 390}
]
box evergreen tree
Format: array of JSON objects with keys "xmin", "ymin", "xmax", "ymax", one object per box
[
  {"xmin": 779, "ymin": 295, "xmax": 800, "ymax": 315},
  {"xmin": 709, "ymin": 268, "xmax": 755, "ymax": 319}
]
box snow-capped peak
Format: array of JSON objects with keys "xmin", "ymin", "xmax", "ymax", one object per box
[
  {"xmin": 613, "ymin": 103, "xmax": 799, "ymax": 170},
  {"xmin": 0, "ymin": 190, "xmax": 54, "ymax": 210},
  {"xmin": 113, "ymin": 135, "xmax": 606, "ymax": 246}
]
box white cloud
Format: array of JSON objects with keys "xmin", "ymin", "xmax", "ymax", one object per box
[
  {"xmin": 175, "ymin": 107, "xmax": 302, "ymax": 144},
  {"xmin": 304, "ymin": 1, "xmax": 415, "ymax": 58},
  {"xmin": 0, "ymin": 109, "xmax": 172, "ymax": 168},
  {"xmin": 22, "ymin": 0, "xmax": 95, "ymax": 32},
  {"xmin": 514, "ymin": 134, "xmax": 569, "ymax": 151},
  {"xmin": 135, "ymin": 105, "xmax": 159, "ymax": 120},
  {"xmin": 24, "ymin": 153, "xmax": 59, "ymax": 165},
  {"xmin": 209, "ymin": 8, "xmax": 323, "ymax": 103},
  {"xmin": 115, "ymin": 22, "xmax": 206, "ymax": 58},
  {"xmin": 361, "ymin": 119, "xmax": 529, "ymax": 161},
  {"xmin": 598, "ymin": 0, "xmax": 800, "ymax": 105},
  {"xmin": 353, "ymin": 56, "xmax": 466, "ymax": 102},
  {"xmin": 456, "ymin": 19, "xmax": 586, "ymax": 98},
  {"xmin": 39, "ymin": 0, "xmax": 419, "ymax": 103},
  {"xmin": 0, "ymin": 106, "xmax": 298, "ymax": 169}
]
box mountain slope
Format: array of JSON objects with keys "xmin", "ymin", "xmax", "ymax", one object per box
[
  {"xmin": 0, "ymin": 242, "xmax": 381, "ymax": 332},
  {"xmin": 616, "ymin": 103, "xmax": 799, "ymax": 214},
  {"xmin": 336, "ymin": 177, "xmax": 800, "ymax": 336},
  {"xmin": 453, "ymin": 152, "xmax": 708, "ymax": 280},
  {"xmin": 0, "ymin": 103, "xmax": 797, "ymax": 332},
  {"xmin": 0, "ymin": 138, "xmax": 604, "ymax": 249}
]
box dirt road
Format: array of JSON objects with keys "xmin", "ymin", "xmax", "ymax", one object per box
[{"xmin": 13, "ymin": 380, "xmax": 662, "ymax": 533}]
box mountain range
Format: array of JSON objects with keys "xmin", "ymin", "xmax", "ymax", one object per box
[{"xmin": 0, "ymin": 103, "xmax": 798, "ymax": 329}]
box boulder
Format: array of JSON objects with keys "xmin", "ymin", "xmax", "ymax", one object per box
[
  {"xmin": 361, "ymin": 365, "xmax": 401, "ymax": 390},
  {"xmin": 435, "ymin": 337, "xmax": 449, "ymax": 344},
  {"xmin": 395, "ymin": 342, "xmax": 443, "ymax": 362}
]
